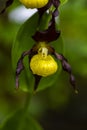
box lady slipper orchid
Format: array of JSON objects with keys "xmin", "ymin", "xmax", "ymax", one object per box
[{"xmin": 16, "ymin": 0, "xmax": 78, "ymax": 93}]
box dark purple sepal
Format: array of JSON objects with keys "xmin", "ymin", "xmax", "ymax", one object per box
[
  {"xmin": 0, "ymin": 0, "xmax": 13, "ymax": 14},
  {"xmin": 34, "ymin": 75, "xmax": 42, "ymax": 91},
  {"xmin": 32, "ymin": 16, "xmax": 60, "ymax": 42}
]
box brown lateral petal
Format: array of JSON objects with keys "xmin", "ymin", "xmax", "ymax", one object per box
[
  {"xmin": 54, "ymin": 52, "xmax": 78, "ymax": 93},
  {"xmin": 16, "ymin": 50, "xmax": 32, "ymax": 89}
]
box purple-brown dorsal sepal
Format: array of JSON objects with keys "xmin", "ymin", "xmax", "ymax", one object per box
[{"xmin": 32, "ymin": 16, "xmax": 60, "ymax": 42}]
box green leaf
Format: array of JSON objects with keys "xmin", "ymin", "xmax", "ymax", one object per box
[
  {"xmin": 60, "ymin": 0, "xmax": 68, "ymax": 5},
  {"xmin": 0, "ymin": 109, "xmax": 43, "ymax": 130},
  {"xmin": 12, "ymin": 12, "xmax": 63, "ymax": 93}
]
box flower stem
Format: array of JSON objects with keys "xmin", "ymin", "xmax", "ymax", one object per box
[
  {"xmin": 23, "ymin": 92, "xmax": 33, "ymax": 113},
  {"xmin": 17, "ymin": 92, "xmax": 33, "ymax": 130}
]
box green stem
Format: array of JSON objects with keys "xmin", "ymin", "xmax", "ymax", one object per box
[
  {"xmin": 23, "ymin": 92, "xmax": 33, "ymax": 113},
  {"xmin": 18, "ymin": 92, "xmax": 33, "ymax": 130}
]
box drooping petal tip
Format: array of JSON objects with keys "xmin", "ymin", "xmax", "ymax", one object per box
[{"xmin": 75, "ymin": 89, "xmax": 78, "ymax": 94}]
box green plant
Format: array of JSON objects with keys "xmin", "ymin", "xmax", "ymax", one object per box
[{"xmin": 0, "ymin": 0, "xmax": 79, "ymax": 130}]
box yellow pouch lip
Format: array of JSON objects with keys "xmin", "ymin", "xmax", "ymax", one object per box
[
  {"xmin": 30, "ymin": 54, "xmax": 58, "ymax": 77},
  {"xmin": 19, "ymin": 0, "xmax": 49, "ymax": 8}
]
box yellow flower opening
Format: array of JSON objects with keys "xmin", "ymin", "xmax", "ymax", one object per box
[
  {"xmin": 19, "ymin": 0, "xmax": 49, "ymax": 8},
  {"xmin": 30, "ymin": 47, "xmax": 58, "ymax": 77}
]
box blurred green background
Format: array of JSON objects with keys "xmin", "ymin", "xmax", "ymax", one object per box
[{"xmin": 0, "ymin": 0, "xmax": 87, "ymax": 129}]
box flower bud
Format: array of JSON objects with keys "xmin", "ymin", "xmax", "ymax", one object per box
[{"xmin": 19, "ymin": 0, "xmax": 49, "ymax": 8}]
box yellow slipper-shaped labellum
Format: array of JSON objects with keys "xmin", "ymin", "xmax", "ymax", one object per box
[
  {"xmin": 30, "ymin": 54, "xmax": 58, "ymax": 77},
  {"xmin": 19, "ymin": 0, "xmax": 49, "ymax": 8}
]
